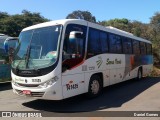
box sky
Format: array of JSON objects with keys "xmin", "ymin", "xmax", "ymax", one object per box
[{"xmin": 1, "ymin": 0, "xmax": 160, "ymax": 23}]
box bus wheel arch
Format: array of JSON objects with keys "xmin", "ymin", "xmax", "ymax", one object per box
[{"xmin": 87, "ymin": 73, "xmax": 103, "ymax": 98}]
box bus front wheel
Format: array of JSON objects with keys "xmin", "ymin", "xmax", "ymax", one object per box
[{"xmin": 87, "ymin": 75, "xmax": 102, "ymax": 98}]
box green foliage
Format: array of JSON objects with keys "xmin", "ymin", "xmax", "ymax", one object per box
[
  {"xmin": 0, "ymin": 10, "xmax": 49, "ymax": 37},
  {"xmin": 99, "ymin": 18, "xmax": 130, "ymax": 32},
  {"xmin": 98, "ymin": 19, "xmax": 150, "ymax": 39},
  {"xmin": 149, "ymin": 12, "xmax": 160, "ymax": 64},
  {"xmin": 131, "ymin": 21, "xmax": 151, "ymax": 39},
  {"xmin": 66, "ymin": 10, "xmax": 96, "ymax": 23},
  {"xmin": 0, "ymin": 12, "xmax": 9, "ymax": 19}
]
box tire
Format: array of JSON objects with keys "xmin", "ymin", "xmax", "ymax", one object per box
[
  {"xmin": 137, "ymin": 68, "xmax": 142, "ymax": 80},
  {"xmin": 87, "ymin": 75, "xmax": 102, "ymax": 98}
]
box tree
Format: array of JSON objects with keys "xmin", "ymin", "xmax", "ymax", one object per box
[
  {"xmin": 149, "ymin": 12, "xmax": 160, "ymax": 64},
  {"xmin": 98, "ymin": 18, "xmax": 130, "ymax": 32},
  {"xmin": 150, "ymin": 12, "xmax": 160, "ymax": 46},
  {"xmin": 98, "ymin": 19, "xmax": 151, "ymax": 40},
  {"xmin": 0, "ymin": 12, "xmax": 9, "ymax": 20},
  {"xmin": 66, "ymin": 10, "xmax": 96, "ymax": 23},
  {"xmin": 130, "ymin": 21, "xmax": 150, "ymax": 39},
  {"xmin": 0, "ymin": 10, "xmax": 49, "ymax": 36}
]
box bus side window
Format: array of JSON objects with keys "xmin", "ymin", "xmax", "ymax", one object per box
[
  {"xmin": 87, "ymin": 28, "xmax": 101, "ymax": 57},
  {"xmin": 109, "ymin": 33, "xmax": 122, "ymax": 54},
  {"xmin": 146, "ymin": 43, "xmax": 152, "ymax": 55},
  {"xmin": 100, "ymin": 31, "xmax": 108, "ymax": 53},
  {"xmin": 123, "ymin": 37, "xmax": 132, "ymax": 54},
  {"xmin": 87, "ymin": 28, "xmax": 109, "ymax": 58},
  {"xmin": 133, "ymin": 40, "xmax": 140, "ymax": 55},
  {"xmin": 62, "ymin": 24, "xmax": 87, "ymax": 72},
  {"xmin": 140, "ymin": 42, "xmax": 146, "ymax": 55}
]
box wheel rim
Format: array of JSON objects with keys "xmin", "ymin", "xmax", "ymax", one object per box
[{"xmin": 91, "ymin": 80, "xmax": 100, "ymax": 94}]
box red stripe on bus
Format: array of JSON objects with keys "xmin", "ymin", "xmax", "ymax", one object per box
[{"xmin": 69, "ymin": 60, "xmax": 85, "ymax": 70}]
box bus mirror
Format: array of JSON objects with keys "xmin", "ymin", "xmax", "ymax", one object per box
[
  {"xmin": 69, "ymin": 31, "xmax": 83, "ymax": 39},
  {"xmin": 4, "ymin": 37, "xmax": 19, "ymax": 54},
  {"xmin": 4, "ymin": 40, "xmax": 9, "ymax": 53}
]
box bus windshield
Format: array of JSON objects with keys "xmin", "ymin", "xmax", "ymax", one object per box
[{"xmin": 12, "ymin": 25, "xmax": 62, "ymax": 70}]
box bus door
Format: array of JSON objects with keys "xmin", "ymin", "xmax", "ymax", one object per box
[{"xmin": 61, "ymin": 24, "xmax": 87, "ymax": 98}]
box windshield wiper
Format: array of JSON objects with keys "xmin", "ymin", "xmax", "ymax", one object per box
[
  {"xmin": 24, "ymin": 45, "xmax": 41, "ymax": 75},
  {"xmin": 15, "ymin": 53, "xmax": 27, "ymax": 72},
  {"xmin": 25, "ymin": 30, "xmax": 34, "ymax": 69},
  {"xmin": 25, "ymin": 45, "xmax": 31, "ymax": 68}
]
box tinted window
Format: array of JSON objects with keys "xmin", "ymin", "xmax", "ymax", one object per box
[
  {"xmin": 87, "ymin": 28, "xmax": 101, "ymax": 56},
  {"xmin": 133, "ymin": 40, "xmax": 140, "ymax": 54},
  {"xmin": 109, "ymin": 34, "xmax": 122, "ymax": 53},
  {"xmin": 146, "ymin": 43, "xmax": 152, "ymax": 55},
  {"xmin": 140, "ymin": 42, "xmax": 146, "ymax": 55},
  {"xmin": 123, "ymin": 37, "xmax": 132, "ymax": 54},
  {"xmin": 100, "ymin": 32, "xmax": 108, "ymax": 53}
]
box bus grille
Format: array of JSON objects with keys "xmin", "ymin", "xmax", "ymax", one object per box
[
  {"xmin": 16, "ymin": 83, "xmax": 39, "ymax": 87},
  {"xmin": 31, "ymin": 92, "xmax": 45, "ymax": 97},
  {"xmin": 15, "ymin": 89, "xmax": 44, "ymax": 97}
]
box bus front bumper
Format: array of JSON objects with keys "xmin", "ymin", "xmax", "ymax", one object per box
[{"xmin": 11, "ymin": 82, "xmax": 63, "ymax": 100}]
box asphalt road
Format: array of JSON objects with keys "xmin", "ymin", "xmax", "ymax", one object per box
[{"xmin": 0, "ymin": 77, "xmax": 160, "ymax": 120}]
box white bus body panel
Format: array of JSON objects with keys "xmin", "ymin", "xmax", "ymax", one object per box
[{"xmin": 11, "ymin": 19, "xmax": 153, "ymax": 100}]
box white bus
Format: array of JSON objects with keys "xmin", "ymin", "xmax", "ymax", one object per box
[{"xmin": 11, "ymin": 19, "xmax": 153, "ymax": 100}]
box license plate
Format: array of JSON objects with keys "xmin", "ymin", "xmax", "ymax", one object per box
[{"xmin": 23, "ymin": 90, "xmax": 31, "ymax": 95}]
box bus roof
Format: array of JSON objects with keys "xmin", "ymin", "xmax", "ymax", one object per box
[
  {"xmin": 22, "ymin": 19, "xmax": 85, "ymax": 31},
  {"xmin": 22, "ymin": 19, "xmax": 151, "ymax": 44}
]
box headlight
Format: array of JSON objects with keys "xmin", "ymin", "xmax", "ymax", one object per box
[{"xmin": 38, "ymin": 76, "xmax": 58, "ymax": 88}]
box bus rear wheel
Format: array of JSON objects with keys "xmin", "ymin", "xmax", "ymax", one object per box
[{"xmin": 87, "ymin": 75, "xmax": 102, "ymax": 98}]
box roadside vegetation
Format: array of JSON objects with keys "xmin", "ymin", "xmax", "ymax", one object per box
[{"xmin": 149, "ymin": 66, "xmax": 160, "ymax": 77}]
